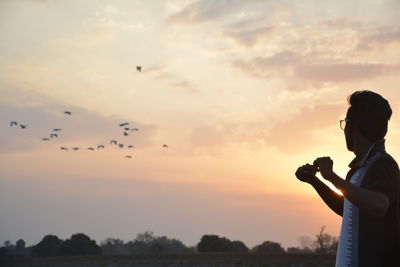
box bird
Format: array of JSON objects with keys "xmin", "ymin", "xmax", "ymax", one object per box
[
  {"xmin": 53, "ymin": 128, "xmax": 62, "ymax": 132},
  {"xmin": 72, "ymin": 147, "xmax": 80, "ymax": 151},
  {"xmin": 110, "ymin": 140, "xmax": 117, "ymax": 145},
  {"xmin": 50, "ymin": 133, "xmax": 58, "ymax": 139},
  {"xmin": 136, "ymin": 66, "xmax": 142, "ymax": 72},
  {"xmin": 97, "ymin": 145, "xmax": 105, "ymax": 149},
  {"xmin": 123, "ymin": 131, "xmax": 129, "ymax": 136},
  {"xmin": 19, "ymin": 124, "xmax": 27, "ymax": 129},
  {"xmin": 124, "ymin": 127, "xmax": 130, "ymax": 131},
  {"xmin": 131, "ymin": 128, "xmax": 139, "ymax": 131},
  {"xmin": 125, "ymin": 155, "xmax": 132, "ymax": 159},
  {"xmin": 42, "ymin": 138, "xmax": 50, "ymax": 141},
  {"xmin": 64, "ymin": 111, "xmax": 72, "ymax": 115},
  {"xmin": 87, "ymin": 147, "xmax": 95, "ymax": 151},
  {"xmin": 163, "ymin": 144, "xmax": 168, "ymax": 148},
  {"xmin": 118, "ymin": 144, "xmax": 124, "ymax": 148},
  {"xmin": 10, "ymin": 121, "xmax": 18, "ymax": 127},
  {"xmin": 127, "ymin": 145, "xmax": 134, "ymax": 148},
  {"xmin": 119, "ymin": 122, "xmax": 129, "ymax": 127},
  {"xmin": 60, "ymin": 147, "xmax": 68, "ymax": 150}
]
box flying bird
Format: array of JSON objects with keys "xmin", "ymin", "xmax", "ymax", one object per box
[
  {"xmin": 97, "ymin": 145, "xmax": 105, "ymax": 149},
  {"xmin": 136, "ymin": 66, "xmax": 142, "ymax": 72},
  {"xmin": 118, "ymin": 144, "xmax": 124, "ymax": 148},
  {"xmin": 119, "ymin": 122, "xmax": 129, "ymax": 127},
  {"xmin": 10, "ymin": 121, "xmax": 18, "ymax": 127},
  {"xmin": 163, "ymin": 144, "xmax": 168, "ymax": 148},
  {"xmin": 110, "ymin": 140, "xmax": 117, "ymax": 145},
  {"xmin": 60, "ymin": 147, "xmax": 68, "ymax": 150},
  {"xmin": 53, "ymin": 128, "xmax": 62, "ymax": 132},
  {"xmin": 72, "ymin": 147, "xmax": 80, "ymax": 151},
  {"xmin": 125, "ymin": 155, "xmax": 132, "ymax": 159},
  {"xmin": 50, "ymin": 133, "xmax": 58, "ymax": 138},
  {"xmin": 19, "ymin": 124, "xmax": 27, "ymax": 129},
  {"xmin": 42, "ymin": 138, "xmax": 50, "ymax": 141},
  {"xmin": 87, "ymin": 147, "xmax": 95, "ymax": 151}
]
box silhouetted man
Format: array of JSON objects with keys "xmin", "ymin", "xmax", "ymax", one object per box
[{"xmin": 296, "ymin": 91, "xmax": 400, "ymax": 267}]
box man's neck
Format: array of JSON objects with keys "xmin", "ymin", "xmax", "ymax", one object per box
[{"xmin": 354, "ymin": 138, "xmax": 374, "ymax": 162}]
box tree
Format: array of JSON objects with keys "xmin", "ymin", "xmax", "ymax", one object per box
[
  {"xmin": 197, "ymin": 235, "xmax": 248, "ymax": 253},
  {"xmin": 313, "ymin": 226, "xmax": 334, "ymax": 254},
  {"xmin": 286, "ymin": 247, "xmax": 313, "ymax": 254},
  {"xmin": 15, "ymin": 239, "xmax": 25, "ymax": 250},
  {"xmin": 125, "ymin": 231, "xmax": 192, "ymax": 254},
  {"xmin": 32, "ymin": 235, "xmax": 63, "ymax": 257},
  {"xmin": 292, "ymin": 226, "xmax": 338, "ymax": 254},
  {"xmin": 61, "ymin": 233, "xmax": 101, "ymax": 256},
  {"xmin": 253, "ymin": 241, "xmax": 285, "ymax": 254},
  {"xmin": 3, "ymin": 240, "xmax": 13, "ymax": 249},
  {"xmin": 197, "ymin": 235, "xmax": 233, "ymax": 252},
  {"xmin": 231, "ymin": 240, "xmax": 249, "ymax": 252},
  {"xmin": 101, "ymin": 238, "xmax": 128, "ymax": 255}
]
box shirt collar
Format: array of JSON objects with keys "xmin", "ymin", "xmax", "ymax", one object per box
[{"xmin": 348, "ymin": 139, "xmax": 386, "ymax": 169}]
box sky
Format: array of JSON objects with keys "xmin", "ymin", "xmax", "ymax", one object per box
[{"xmin": 1, "ymin": 0, "xmax": 400, "ymax": 249}]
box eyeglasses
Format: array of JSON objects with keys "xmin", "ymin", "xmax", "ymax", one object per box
[{"xmin": 340, "ymin": 119, "xmax": 350, "ymax": 130}]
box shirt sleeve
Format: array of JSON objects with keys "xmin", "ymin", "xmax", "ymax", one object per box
[{"xmin": 366, "ymin": 156, "xmax": 400, "ymax": 204}]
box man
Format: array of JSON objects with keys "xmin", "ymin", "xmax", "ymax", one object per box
[{"xmin": 295, "ymin": 91, "xmax": 400, "ymax": 267}]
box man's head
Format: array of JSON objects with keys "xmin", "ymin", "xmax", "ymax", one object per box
[{"xmin": 344, "ymin": 90, "xmax": 392, "ymax": 151}]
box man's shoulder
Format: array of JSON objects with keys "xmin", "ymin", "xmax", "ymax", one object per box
[{"xmin": 372, "ymin": 152, "xmax": 399, "ymax": 171}]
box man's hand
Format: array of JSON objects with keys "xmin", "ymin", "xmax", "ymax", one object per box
[
  {"xmin": 295, "ymin": 163, "xmax": 318, "ymax": 184},
  {"xmin": 313, "ymin": 157, "xmax": 334, "ymax": 181}
]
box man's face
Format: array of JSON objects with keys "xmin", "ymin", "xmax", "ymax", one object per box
[
  {"xmin": 344, "ymin": 109, "xmax": 354, "ymax": 151},
  {"xmin": 344, "ymin": 121, "xmax": 354, "ymax": 151}
]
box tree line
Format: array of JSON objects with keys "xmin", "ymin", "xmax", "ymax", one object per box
[{"xmin": 0, "ymin": 227, "xmax": 338, "ymax": 259}]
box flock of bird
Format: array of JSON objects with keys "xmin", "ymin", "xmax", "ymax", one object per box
[{"xmin": 9, "ymin": 107, "xmax": 169, "ymax": 159}]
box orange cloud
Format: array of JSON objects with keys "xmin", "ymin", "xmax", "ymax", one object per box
[{"xmin": 266, "ymin": 103, "xmax": 344, "ymax": 153}]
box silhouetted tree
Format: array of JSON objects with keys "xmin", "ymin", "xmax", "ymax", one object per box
[
  {"xmin": 286, "ymin": 247, "xmax": 313, "ymax": 254},
  {"xmin": 15, "ymin": 239, "xmax": 25, "ymax": 250},
  {"xmin": 61, "ymin": 233, "xmax": 101, "ymax": 256},
  {"xmin": 231, "ymin": 240, "xmax": 249, "ymax": 252},
  {"xmin": 3, "ymin": 241, "xmax": 13, "ymax": 249},
  {"xmin": 253, "ymin": 241, "xmax": 285, "ymax": 254},
  {"xmin": 313, "ymin": 226, "xmax": 338, "ymax": 254},
  {"xmin": 290, "ymin": 226, "xmax": 338, "ymax": 255},
  {"xmin": 125, "ymin": 231, "xmax": 192, "ymax": 254},
  {"xmin": 101, "ymin": 238, "xmax": 128, "ymax": 255},
  {"xmin": 197, "ymin": 235, "xmax": 248, "ymax": 253},
  {"xmin": 32, "ymin": 235, "xmax": 63, "ymax": 257}
]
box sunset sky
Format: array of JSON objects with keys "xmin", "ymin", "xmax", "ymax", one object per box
[{"xmin": 1, "ymin": 0, "xmax": 400, "ymax": 249}]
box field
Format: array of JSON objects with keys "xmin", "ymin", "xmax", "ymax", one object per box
[{"xmin": 1, "ymin": 253, "xmax": 335, "ymax": 267}]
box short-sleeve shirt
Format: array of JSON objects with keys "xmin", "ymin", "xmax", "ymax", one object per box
[{"xmin": 335, "ymin": 140, "xmax": 400, "ymax": 267}]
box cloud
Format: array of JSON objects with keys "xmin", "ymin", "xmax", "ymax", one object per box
[
  {"xmin": 165, "ymin": 0, "xmax": 234, "ymax": 25},
  {"xmin": 357, "ymin": 28, "xmax": 400, "ymax": 50},
  {"xmin": 186, "ymin": 102, "xmax": 345, "ymax": 154},
  {"xmin": 265, "ymin": 103, "xmax": 344, "ymax": 153},
  {"xmin": 231, "ymin": 51, "xmax": 302, "ymax": 79},
  {"xmin": 143, "ymin": 64, "xmax": 199, "ymax": 94},
  {"xmin": 231, "ymin": 51, "xmax": 400, "ymax": 84},
  {"xmin": 295, "ymin": 63, "xmax": 400, "ymax": 82},
  {"xmin": 320, "ymin": 18, "xmax": 361, "ymax": 29},
  {"xmin": 223, "ymin": 25, "xmax": 275, "ymax": 47}
]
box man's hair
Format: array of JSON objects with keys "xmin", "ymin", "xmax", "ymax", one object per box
[{"xmin": 347, "ymin": 90, "xmax": 392, "ymax": 142}]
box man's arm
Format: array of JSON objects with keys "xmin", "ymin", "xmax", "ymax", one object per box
[
  {"xmin": 309, "ymin": 176, "xmax": 344, "ymax": 217},
  {"xmin": 314, "ymin": 157, "xmax": 390, "ymax": 217},
  {"xmin": 295, "ymin": 164, "xmax": 343, "ymax": 216}
]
